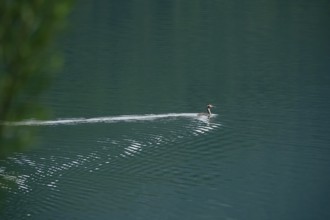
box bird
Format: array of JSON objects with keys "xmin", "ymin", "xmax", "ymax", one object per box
[{"xmin": 197, "ymin": 104, "xmax": 214, "ymax": 118}]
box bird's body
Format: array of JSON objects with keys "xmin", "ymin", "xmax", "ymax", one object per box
[{"xmin": 197, "ymin": 104, "xmax": 214, "ymax": 118}]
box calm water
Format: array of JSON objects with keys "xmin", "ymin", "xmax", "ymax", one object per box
[{"xmin": 1, "ymin": 0, "xmax": 330, "ymax": 219}]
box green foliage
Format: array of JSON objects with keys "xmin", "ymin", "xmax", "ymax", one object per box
[{"xmin": 0, "ymin": 0, "xmax": 73, "ymax": 158}]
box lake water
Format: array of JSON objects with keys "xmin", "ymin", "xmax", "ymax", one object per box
[{"xmin": 1, "ymin": 0, "xmax": 330, "ymax": 219}]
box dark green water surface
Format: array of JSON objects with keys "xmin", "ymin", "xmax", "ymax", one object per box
[{"xmin": 1, "ymin": 0, "xmax": 330, "ymax": 219}]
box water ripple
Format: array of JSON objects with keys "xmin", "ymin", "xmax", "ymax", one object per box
[{"xmin": 0, "ymin": 113, "xmax": 222, "ymax": 219}]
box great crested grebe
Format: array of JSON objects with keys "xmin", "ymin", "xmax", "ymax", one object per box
[{"xmin": 198, "ymin": 104, "xmax": 214, "ymax": 118}]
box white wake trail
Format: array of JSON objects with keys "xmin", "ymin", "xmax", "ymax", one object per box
[{"xmin": 3, "ymin": 113, "xmax": 215, "ymax": 126}]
